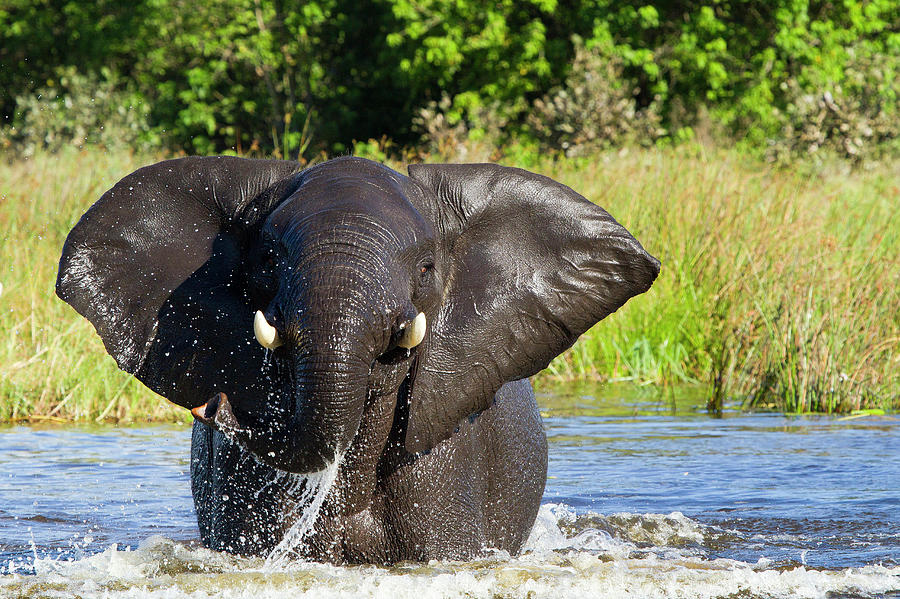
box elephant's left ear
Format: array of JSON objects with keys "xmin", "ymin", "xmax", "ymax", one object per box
[
  {"xmin": 56, "ymin": 156, "xmax": 302, "ymax": 409},
  {"xmin": 405, "ymin": 163, "xmax": 660, "ymax": 453}
]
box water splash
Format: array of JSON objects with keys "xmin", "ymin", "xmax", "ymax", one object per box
[
  {"xmin": 524, "ymin": 503, "xmax": 708, "ymax": 558},
  {"xmin": 263, "ymin": 454, "xmax": 343, "ymax": 570},
  {"xmin": 5, "ymin": 506, "xmax": 899, "ymax": 599}
]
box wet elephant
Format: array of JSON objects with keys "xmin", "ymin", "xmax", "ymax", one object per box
[{"xmin": 56, "ymin": 156, "xmax": 659, "ymax": 562}]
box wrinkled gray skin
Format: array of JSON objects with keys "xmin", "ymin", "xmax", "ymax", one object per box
[{"xmin": 56, "ymin": 156, "xmax": 659, "ymax": 563}]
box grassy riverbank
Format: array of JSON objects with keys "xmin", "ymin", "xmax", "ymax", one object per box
[
  {"xmin": 535, "ymin": 148, "xmax": 899, "ymax": 414},
  {"xmin": 1, "ymin": 148, "xmax": 897, "ymax": 422},
  {"xmin": 0, "ymin": 150, "xmax": 185, "ymax": 423}
]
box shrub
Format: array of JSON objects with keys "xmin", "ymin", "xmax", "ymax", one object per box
[
  {"xmin": 412, "ymin": 94, "xmax": 511, "ymax": 162},
  {"xmin": 0, "ymin": 68, "xmax": 155, "ymax": 157},
  {"xmin": 767, "ymin": 47, "xmax": 900, "ymax": 163},
  {"xmin": 2, "ymin": 1, "xmax": 898, "ymax": 163},
  {"xmin": 527, "ymin": 38, "xmax": 665, "ymax": 157}
]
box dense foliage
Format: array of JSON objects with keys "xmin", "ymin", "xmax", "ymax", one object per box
[{"xmin": 1, "ymin": 0, "xmax": 898, "ymax": 159}]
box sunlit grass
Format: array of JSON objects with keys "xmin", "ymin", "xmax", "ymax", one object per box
[
  {"xmin": 0, "ymin": 149, "xmax": 184, "ymax": 422},
  {"xmin": 0, "ymin": 146, "xmax": 897, "ymax": 421},
  {"xmin": 534, "ymin": 147, "xmax": 899, "ymax": 413}
]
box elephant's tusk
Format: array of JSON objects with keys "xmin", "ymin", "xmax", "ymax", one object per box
[
  {"xmin": 397, "ymin": 312, "xmax": 427, "ymax": 349},
  {"xmin": 254, "ymin": 310, "xmax": 283, "ymax": 349}
]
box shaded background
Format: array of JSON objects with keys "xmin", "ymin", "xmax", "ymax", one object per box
[{"xmin": 1, "ymin": 0, "xmax": 898, "ymax": 161}]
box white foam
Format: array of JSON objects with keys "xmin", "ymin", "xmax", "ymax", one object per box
[
  {"xmin": 2, "ymin": 505, "xmax": 898, "ymax": 599},
  {"xmin": 524, "ymin": 504, "xmax": 708, "ymax": 558}
]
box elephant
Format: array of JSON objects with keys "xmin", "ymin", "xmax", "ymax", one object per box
[{"xmin": 56, "ymin": 156, "xmax": 659, "ymax": 563}]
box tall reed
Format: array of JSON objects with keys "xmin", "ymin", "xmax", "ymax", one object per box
[
  {"xmin": 0, "ymin": 147, "xmax": 896, "ymax": 420},
  {"xmin": 541, "ymin": 148, "xmax": 899, "ymax": 412},
  {"xmin": 0, "ymin": 150, "xmax": 182, "ymax": 422}
]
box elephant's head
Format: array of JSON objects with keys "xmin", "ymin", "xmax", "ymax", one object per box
[{"xmin": 57, "ymin": 156, "xmax": 659, "ymax": 473}]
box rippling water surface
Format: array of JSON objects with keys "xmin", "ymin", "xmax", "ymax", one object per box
[{"xmin": 1, "ymin": 387, "xmax": 898, "ymax": 598}]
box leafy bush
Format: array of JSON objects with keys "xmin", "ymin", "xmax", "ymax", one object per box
[
  {"xmin": 767, "ymin": 46, "xmax": 900, "ymax": 162},
  {"xmin": 527, "ymin": 38, "xmax": 665, "ymax": 157},
  {"xmin": 1, "ymin": 0, "xmax": 897, "ymax": 162},
  {"xmin": 413, "ymin": 95, "xmax": 473, "ymax": 160},
  {"xmin": 0, "ymin": 68, "xmax": 154, "ymax": 157},
  {"xmin": 412, "ymin": 93, "xmax": 511, "ymax": 162}
]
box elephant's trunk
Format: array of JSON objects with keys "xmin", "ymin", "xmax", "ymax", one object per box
[
  {"xmin": 194, "ymin": 338, "xmax": 373, "ymax": 473},
  {"xmin": 282, "ymin": 344, "xmax": 372, "ymax": 472},
  {"xmin": 196, "ymin": 263, "xmax": 389, "ymax": 474}
]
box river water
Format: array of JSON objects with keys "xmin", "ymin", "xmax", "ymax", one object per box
[{"xmin": 1, "ymin": 387, "xmax": 897, "ymax": 598}]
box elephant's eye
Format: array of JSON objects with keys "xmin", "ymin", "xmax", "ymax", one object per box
[
  {"xmin": 414, "ymin": 257, "xmax": 436, "ymax": 298},
  {"xmin": 415, "ymin": 262, "xmax": 436, "ymax": 301},
  {"xmin": 247, "ymin": 245, "xmax": 281, "ymax": 305}
]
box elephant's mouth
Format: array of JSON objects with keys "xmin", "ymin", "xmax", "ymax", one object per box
[
  {"xmin": 189, "ymin": 334, "xmax": 421, "ymax": 473},
  {"xmin": 191, "ymin": 343, "xmax": 418, "ymax": 425},
  {"xmin": 375, "ymin": 343, "xmax": 419, "ymax": 366},
  {"xmin": 187, "ymin": 305, "xmax": 427, "ymax": 473},
  {"xmin": 190, "ymin": 392, "xmax": 243, "ymax": 434}
]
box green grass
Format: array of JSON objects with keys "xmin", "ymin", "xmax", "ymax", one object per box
[
  {"xmin": 534, "ymin": 147, "xmax": 899, "ymax": 413},
  {"xmin": 0, "ymin": 146, "xmax": 897, "ymax": 422},
  {"xmin": 0, "ymin": 149, "xmax": 185, "ymax": 423}
]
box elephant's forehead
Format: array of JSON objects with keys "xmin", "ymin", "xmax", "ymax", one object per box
[
  {"xmin": 267, "ymin": 174, "xmax": 432, "ymax": 249},
  {"xmin": 296, "ymin": 156, "xmax": 409, "ymax": 202}
]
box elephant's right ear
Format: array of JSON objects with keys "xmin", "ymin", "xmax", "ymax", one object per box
[
  {"xmin": 56, "ymin": 156, "xmax": 301, "ymax": 408},
  {"xmin": 405, "ymin": 163, "xmax": 660, "ymax": 453}
]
